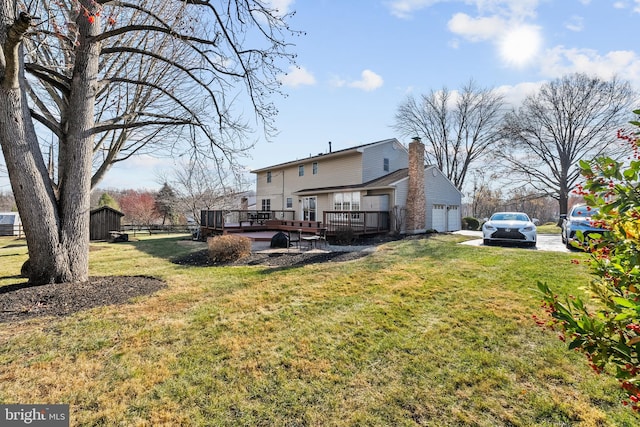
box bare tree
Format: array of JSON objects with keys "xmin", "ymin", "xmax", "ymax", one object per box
[
  {"xmin": 166, "ymin": 158, "xmax": 251, "ymax": 225},
  {"xmin": 0, "ymin": 0, "xmax": 297, "ymax": 284},
  {"xmin": 393, "ymin": 80, "xmax": 505, "ymax": 190},
  {"xmin": 498, "ymin": 73, "xmax": 636, "ymax": 220}
]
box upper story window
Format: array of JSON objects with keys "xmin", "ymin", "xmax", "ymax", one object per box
[
  {"xmin": 298, "ymin": 165, "xmax": 304, "ymax": 176},
  {"xmin": 266, "ymin": 171, "xmax": 272, "ymax": 183},
  {"xmin": 383, "ymin": 158, "xmax": 389, "ymax": 172},
  {"xmin": 312, "ymin": 162, "xmax": 318, "ymax": 175}
]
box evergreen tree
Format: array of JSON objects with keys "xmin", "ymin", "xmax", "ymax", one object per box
[
  {"xmin": 98, "ymin": 193, "xmax": 120, "ymax": 211},
  {"xmin": 155, "ymin": 183, "xmax": 177, "ymax": 225}
]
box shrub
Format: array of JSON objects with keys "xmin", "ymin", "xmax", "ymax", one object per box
[
  {"xmin": 537, "ymin": 110, "xmax": 640, "ymax": 410},
  {"xmin": 207, "ymin": 234, "xmax": 252, "ymax": 263},
  {"xmin": 462, "ymin": 216, "xmax": 480, "ymax": 230},
  {"xmin": 333, "ymin": 227, "xmax": 355, "ymax": 245}
]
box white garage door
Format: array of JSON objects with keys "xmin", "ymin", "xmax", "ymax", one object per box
[
  {"xmin": 447, "ymin": 205, "xmax": 461, "ymax": 231},
  {"xmin": 432, "ymin": 204, "xmax": 446, "ymax": 232}
]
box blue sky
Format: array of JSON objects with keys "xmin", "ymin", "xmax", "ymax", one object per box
[{"xmin": 55, "ymin": 1, "xmax": 640, "ymax": 191}]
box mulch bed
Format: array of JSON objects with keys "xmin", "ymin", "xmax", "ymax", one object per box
[
  {"xmin": 172, "ymin": 248, "xmax": 371, "ymax": 267},
  {"xmin": 0, "ymin": 276, "xmax": 166, "ymax": 323}
]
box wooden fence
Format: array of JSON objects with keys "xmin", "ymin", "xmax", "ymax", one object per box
[{"xmin": 0, "ymin": 224, "xmax": 24, "ymax": 238}]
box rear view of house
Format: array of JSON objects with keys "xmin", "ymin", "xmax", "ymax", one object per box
[{"xmin": 251, "ymin": 138, "xmax": 462, "ymax": 234}]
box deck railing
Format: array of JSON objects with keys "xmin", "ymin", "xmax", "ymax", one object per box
[
  {"xmin": 200, "ymin": 210, "xmax": 295, "ymax": 230},
  {"xmin": 322, "ymin": 211, "xmax": 390, "ymax": 236},
  {"xmin": 200, "ymin": 209, "xmax": 390, "ymax": 238}
]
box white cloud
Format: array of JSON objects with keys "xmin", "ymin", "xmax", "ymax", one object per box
[
  {"xmin": 388, "ymin": 0, "xmax": 541, "ymax": 20},
  {"xmin": 387, "ymin": 0, "xmax": 439, "ymax": 19},
  {"xmin": 278, "ymin": 66, "xmax": 316, "ymax": 88},
  {"xmin": 444, "ymin": 4, "xmax": 543, "ymax": 69},
  {"xmin": 99, "ymin": 155, "xmax": 173, "ymax": 190},
  {"xmin": 564, "ymin": 15, "xmax": 584, "ymax": 32},
  {"xmin": 331, "ymin": 70, "xmax": 384, "ymax": 91},
  {"xmin": 539, "ymin": 46, "xmax": 640, "ymax": 85},
  {"xmin": 266, "ymin": 0, "xmax": 295, "ymax": 15},
  {"xmin": 348, "ymin": 70, "xmax": 384, "ymax": 91},
  {"xmin": 449, "ymin": 14, "xmax": 543, "ymax": 68},
  {"xmin": 495, "ymin": 81, "xmax": 544, "ymax": 107},
  {"xmin": 612, "ymin": 0, "xmax": 640, "ymax": 12},
  {"xmin": 447, "ymin": 13, "xmax": 505, "ymax": 41}
]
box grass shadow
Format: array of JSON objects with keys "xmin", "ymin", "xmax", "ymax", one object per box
[
  {"xmin": 0, "ymin": 280, "xmax": 38, "ymax": 294},
  {"xmin": 125, "ymin": 234, "xmax": 201, "ymax": 262}
]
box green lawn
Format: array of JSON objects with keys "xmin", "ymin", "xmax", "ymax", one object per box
[
  {"xmin": 0, "ymin": 234, "xmax": 637, "ymax": 426},
  {"xmin": 537, "ymin": 223, "xmax": 562, "ymax": 234}
]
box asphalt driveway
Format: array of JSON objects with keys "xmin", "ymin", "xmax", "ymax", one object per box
[{"xmin": 454, "ymin": 230, "xmax": 570, "ymax": 253}]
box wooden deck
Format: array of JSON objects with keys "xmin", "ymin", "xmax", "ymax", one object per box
[{"xmin": 199, "ymin": 209, "xmax": 390, "ymax": 241}]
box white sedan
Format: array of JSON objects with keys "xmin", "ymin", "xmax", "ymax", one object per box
[{"xmin": 482, "ymin": 212, "xmax": 537, "ymax": 247}]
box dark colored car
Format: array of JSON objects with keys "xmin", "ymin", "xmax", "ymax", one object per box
[{"xmin": 561, "ymin": 205, "xmax": 604, "ymax": 249}]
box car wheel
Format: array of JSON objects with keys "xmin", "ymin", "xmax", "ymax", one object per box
[{"xmin": 483, "ymin": 239, "xmax": 491, "ymax": 246}]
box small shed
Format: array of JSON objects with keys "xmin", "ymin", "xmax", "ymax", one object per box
[
  {"xmin": 90, "ymin": 206, "xmax": 124, "ymax": 241},
  {"xmin": 0, "ymin": 212, "xmax": 22, "ymax": 236}
]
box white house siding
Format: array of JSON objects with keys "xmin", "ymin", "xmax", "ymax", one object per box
[
  {"xmin": 252, "ymin": 140, "xmax": 461, "ymax": 230},
  {"xmin": 361, "ymin": 140, "xmax": 408, "ymax": 183},
  {"xmin": 392, "ymin": 167, "xmax": 461, "ymax": 232},
  {"xmin": 255, "ymin": 154, "xmax": 363, "ymax": 218},
  {"xmin": 424, "ymin": 167, "xmax": 462, "ymax": 232},
  {"xmin": 316, "ymin": 193, "xmax": 333, "ymax": 222}
]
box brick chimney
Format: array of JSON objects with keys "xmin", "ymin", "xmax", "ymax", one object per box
[{"xmin": 405, "ymin": 137, "xmax": 426, "ymax": 234}]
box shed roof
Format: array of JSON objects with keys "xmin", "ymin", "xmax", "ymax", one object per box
[
  {"xmin": 90, "ymin": 206, "xmax": 124, "ymax": 216},
  {"xmin": 0, "ymin": 212, "xmax": 20, "ymax": 225}
]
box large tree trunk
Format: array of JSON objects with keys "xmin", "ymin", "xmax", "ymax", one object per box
[
  {"xmin": 0, "ymin": 5, "xmax": 100, "ymax": 284},
  {"xmin": 0, "ymin": 89, "xmax": 73, "ymax": 283},
  {"xmin": 54, "ymin": 12, "xmax": 101, "ymax": 284}
]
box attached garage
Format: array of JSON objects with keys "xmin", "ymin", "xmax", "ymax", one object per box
[
  {"xmin": 447, "ymin": 206, "xmax": 461, "ymax": 231},
  {"xmin": 432, "ymin": 204, "xmax": 447, "ymax": 232},
  {"xmin": 431, "ymin": 204, "xmax": 461, "ymax": 232}
]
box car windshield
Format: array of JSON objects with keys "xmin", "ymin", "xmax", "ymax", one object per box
[
  {"xmin": 571, "ymin": 207, "xmax": 598, "ymax": 218},
  {"xmin": 491, "ymin": 213, "xmax": 529, "ymax": 222}
]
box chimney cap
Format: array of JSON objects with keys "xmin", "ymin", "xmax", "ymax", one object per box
[{"xmin": 411, "ymin": 136, "xmax": 422, "ymax": 142}]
